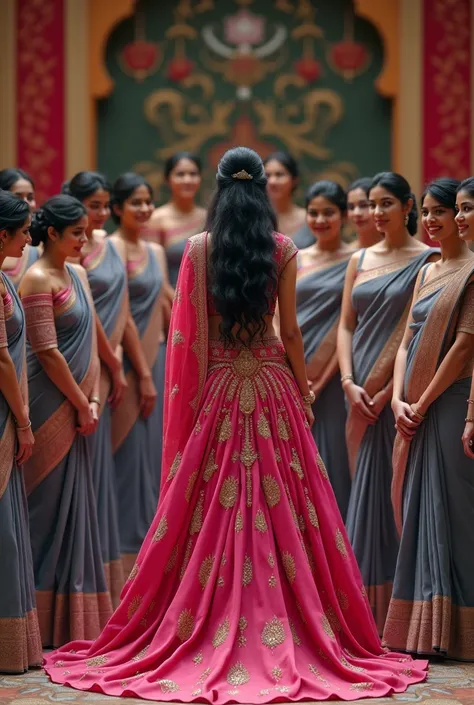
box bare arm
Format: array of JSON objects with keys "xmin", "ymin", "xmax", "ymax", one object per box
[
  {"xmin": 277, "ymin": 256, "xmax": 310, "ymax": 399},
  {"xmin": 0, "ymin": 291, "xmax": 29, "ymax": 426},
  {"xmin": 309, "ymin": 353, "xmax": 339, "ymax": 398},
  {"xmin": 96, "ymin": 315, "xmax": 120, "ymax": 375},
  {"xmin": 152, "ymin": 241, "xmax": 173, "ymax": 327}
]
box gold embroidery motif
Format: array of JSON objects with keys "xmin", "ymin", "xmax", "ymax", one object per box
[
  {"xmin": 203, "ymin": 449, "xmax": 218, "ymax": 482},
  {"xmin": 308, "ymin": 664, "xmax": 329, "ymax": 685},
  {"xmin": 128, "ymin": 563, "xmax": 139, "ymax": 581},
  {"xmin": 268, "ymin": 552, "xmax": 275, "ymax": 567},
  {"xmin": 152, "ymin": 515, "xmax": 168, "ymax": 542},
  {"xmin": 221, "ymin": 552, "xmax": 227, "ymax": 566},
  {"xmin": 317, "ymin": 453, "xmax": 329, "ymax": 480},
  {"xmin": 242, "ymin": 555, "xmax": 253, "ymax": 586},
  {"xmin": 305, "ymin": 489, "xmax": 319, "ymax": 529},
  {"xmin": 254, "ymin": 508, "xmax": 268, "ymax": 533},
  {"xmin": 228, "ymin": 689, "xmax": 239, "ymax": 696},
  {"xmin": 235, "ymin": 509, "xmax": 243, "ymax": 532},
  {"xmin": 272, "ymin": 666, "xmax": 282, "ymax": 682},
  {"xmin": 341, "ymin": 655, "xmax": 365, "ymax": 672},
  {"xmin": 132, "ymin": 646, "xmax": 149, "ymax": 662},
  {"xmin": 167, "ymin": 451, "xmax": 182, "ymax": 482},
  {"xmin": 172, "ymin": 329, "xmax": 185, "ymax": 346},
  {"xmin": 239, "ymin": 378, "xmax": 256, "ymax": 415},
  {"xmin": 189, "ymin": 490, "xmax": 204, "ymax": 535},
  {"xmin": 269, "ymin": 575, "xmax": 277, "ymax": 588},
  {"xmin": 157, "ymin": 679, "xmax": 180, "ymax": 693},
  {"xmin": 298, "ymin": 515, "xmax": 306, "ymax": 532},
  {"xmin": 86, "ymin": 655, "xmax": 108, "ymax": 667},
  {"xmin": 218, "ymin": 413, "xmax": 232, "ymax": 442},
  {"xmin": 275, "ymin": 685, "xmax": 290, "ymax": 693},
  {"xmin": 219, "ymin": 476, "xmax": 239, "ymax": 509},
  {"xmin": 198, "ymin": 667, "xmax": 211, "ymax": 684},
  {"xmin": 335, "ymin": 528, "xmax": 348, "ymax": 558},
  {"xmin": 193, "ymin": 652, "xmax": 203, "ymax": 665},
  {"xmin": 165, "ymin": 544, "xmax": 179, "ymax": 574},
  {"xmin": 277, "ymin": 413, "xmax": 290, "ymax": 441},
  {"xmin": 261, "ymin": 616, "xmax": 286, "ymax": 649},
  {"xmin": 177, "ymin": 609, "xmax": 194, "ymax": 642},
  {"xmin": 326, "ymin": 607, "xmax": 341, "ymax": 634},
  {"xmin": 192, "ymin": 688, "xmax": 202, "ymax": 696},
  {"xmin": 275, "ymin": 447, "xmax": 282, "ymax": 462},
  {"xmin": 296, "ymin": 601, "xmax": 306, "ymax": 624},
  {"xmin": 234, "ymin": 348, "xmax": 260, "ymax": 377},
  {"xmin": 194, "ymin": 421, "xmax": 202, "ymax": 434},
  {"xmin": 213, "ymin": 617, "xmax": 230, "ymax": 648},
  {"xmin": 180, "ymin": 537, "xmax": 193, "ymax": 580},
  {"xmin": 259, "ymin": 689, "xmax": 271, "ymax": 696},
  {"xmin": 290, "ymin": 621, "xmax": 302, "ymax": 646},
  {"xmin": 227, "ymin": 662, "xmax": 250, "ymax": 686},
  {"xmin": 350, "ymin": 682, "xmax": 374, "ymax": 691},
  {"xmin": 289, "ymin": 448, "xmax": 304, "ymax": 479},
  {"xmin": 238, "ymin": 616, "xmax": 248, "ymax": 647},
  {"xmin": 262, "ymin": 475, "xmax": 281, "ymax": 508},
  {"xmin": 336, "ymin": 589, "xmax": 349, "ymax": 610},
  {"xmin": 139, "ymin": 599, "xmax": 156, "ymax": 628},
  {"xmin": 232, "ymin": 450, "xmax": 239, "ymax": 462},
  {"xmin": 199, "ymin": 554, "xmax": 215, "ymax": 589},
  {"xmin": 285, "ymin": 483, "xmax": 299, "ymax": 529},
  {"xmin": 171, "ymin": 384, "xmax": 179, "ymax": 398},
  {"xmin": 185, "ymin": 471, "xmax": 198, "ymax": 502},
  {"xmin": 127, "ymin": 594, "xmax": 142, "ymax": 621},
  {"xmin": 241, "ymin": 415, "xmax": 257, "ymax": 507},
  {"xmin": 321, "ymin": 614, "xmax": 335, "ymax": 639},
  {"xmin": 282, "ymin": 551, "xmax": 296, "ymax": 584},
  {"xmin": 257, "ymin": 412, "xmax": 271, "ymax": 439}
]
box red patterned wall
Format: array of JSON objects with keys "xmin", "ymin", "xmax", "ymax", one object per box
[
  {"xmin": 423, "ymin": 0, "xmax": 471, "ymax": 183},
  {"xmin": 16, "ymin": 0, "xmax": 65, "ymax": 204}
]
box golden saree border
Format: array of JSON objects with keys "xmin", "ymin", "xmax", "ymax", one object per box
[
  {"xmin": 0, "ymin": 416, "xmax": 16, "ymax": 501},
  {"xmin": 352, "ymin": 256, "xmax": 415, "ymax": 290},
  {"xmin": 0, "ymin": 609, "xmax": 42, "ymax": 673},
  {"xmin": 111, "ymin": 293, "xmax": 163, "ymax": 453},
  {"xmin": 297, "ymin": 251, "xmax": 352, "ymax": 280},
  {"xmin": 383, "ymin": 596, "xmax": 474, "ymax": 660},
  {"xmin": 188, "ymin": 233, "xmax": 208, "ymax": 413},
  {"xmin": 35, "ymin": 590, "xmax": 113, "ymax": 648},
  {"xmin": 23, "ymin": 355, "xmax": 99, "ymax": 496},
  {"xmin": 392, "ymin": 261, "xmax": 474, "ymax": 534},
  {"xmin": 346, "ymin": 299, "xmax": 411, "ymax": 477}
]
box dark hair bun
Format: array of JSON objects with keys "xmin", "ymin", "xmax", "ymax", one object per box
[
  {"xmin": 0, "ymin": 190, "xmax": 30, "ymax": 232},
  {"xmin": 30, "ymin": 194, "xmax": 87, "ymax": 247}
]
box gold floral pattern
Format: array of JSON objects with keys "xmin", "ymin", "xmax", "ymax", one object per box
[
  {"xmin": 219, "ymin": 476, "xmax": 239, "ymax": 509},
  {"xmin": 86, "ymin": 655, "xmax": 108, "ymax": 667},
  {"xmin": 254, "ymin": 508, "xmax": 268, "ymax": 533},
  {"xmin": 277, "ymin": 413, "xmax": 290, "ymax": 441},
  {"xmin": 257, "ymin": 412, "xmax": 271, "ymax": 439},
  {"xmin": 218, "ymin": 576, "xmax": 225, "ymax": 587},
  {"xmin": 262, "ymin": 475, "xmax": 281, "ymax": 508},
  {"xmin": 167, "ymin": 451, "xmax": 182, "ymax": 482},
  {"xmin": 213, "ymin": 616, "xmax": 230, "ymax": 648},
  {"xmin": 269, "ymin": 575, "xmax": 277, "ymax": 588},
  {"xmin": 172, "ymin": 329, "xmax": 185, "ymax": 346},
  {"xmin": 235, "ymin": 508, "xmax": 243, "ymax": 532},
  {"xmin": 317, "ymin": 453, "xmax": 329, "ymax": 480},
  {"xmin": 190, "ymin": 490, "xmax": 204, "ymax": 535},
  {"xmin": 350, "ymin": 682, "xmax": 374, "ymax": 691},
  {"xmin": 325, "ymin": 607, "xmax": 341, "ymax": 634},
  {"xmin": 227, "ymin": 662, "xmax": 250, "ymax": 686},
  {"xmin": 341, "ymin": 655, "xmax": 365, "ymax": 673},
  {"xmin": 305, "ymin": 489, "xmax": 319, "ymax": 529},
  {"xmin": 218, "ymin": 413, "xmax": 232, "ymax": 442},
  {"xmin": 165, "ymin": 544, "xmax": 179, "ymax": 574},
  {"xmin": 275, "ymin": 447, "xmax": 282, "ymax": 462},
  {"xmin": 272, "ymin": 666, "xmax": 282, "ymax": 682},
  {"xmin": 177, "ymin": 609, "xmax": 194, "ymax": 642},
  {"xmin": 132, "ymin": 646, "xmax": 149, "ymax": 662},
  {"xmin": 185, "ymin": 471, "xmax": 198, "ymax": 502},
  {"xmin": 282, "ymin": 551, "xmax": 296, "ymax": 584},
  {"xmin": 336, "ymin": 589, "xmax": 349, "ymax": 610},
  {"xmin": 285, "ymin": 484, "xmax": 299, "ymax": 529},
  {"xmin": 242, "ymin": 555, "xmax": 253, "ymax": 586},
  {"xmin": 321, "ymin": 614, "xmax": 335, "ymax": 639},
  {"xmin": 239, "ymin": 378, "xmax": 256, "ymax": 415},
  {"xmin": 171, "ymin": 384, "xmax": 179, "ymax": 398},
  {"xmin": 268, "ymin": 552, "xmax": 275, "ymax": 568},
  {"xmin": 193, "ymin": 652, "xmax": 203, "ymax": 665},
  {"xmin": 261, "ymin": 616, "xmax": 286, "ymax": 649},
  {"xmin": 152, "ymin": 515, "xmax": 168, "ymax": 542},
  {"xmin": 127, "ymin": 563, "xmax": 139, "ymax": 581},
  {"xmin": 199, "ymin": 554, "xmax": 215, "ymax": 589},
  {"xmin": 180, "ymin": 537, "xmax": 193, "ymax": 580},
  {"xmin": 335, "ymin": 528, "xmax": 348, "ymax": 558},
  {"xmin": 203, "ymin": 449, "xmax": 218, "ymax": 482},
  {"xmin": 157, "ymin": 679, "xmax": 180, "ymax": 693},
  {"xmin": 238, "ymin": 615, "xmax": 248, "ymax": 648},
  {"xmin": 289, "ymin": 448, "xmax": 304, "ymax": 479},
  {"xmin": 198, "ymin": 667, "xmax": 211, "ymax": 684},
  {"xmin": 127, "ymin": 594, "xmax": 142, "ymax": 621},
  {"xmin": 290, "ymin": 620, "xmax": 302, "ymax": 646}
]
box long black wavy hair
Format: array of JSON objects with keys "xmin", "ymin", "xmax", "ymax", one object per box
[{"xmin": 207, "ymin": 147, "xmax": 278, "ymax": 346}]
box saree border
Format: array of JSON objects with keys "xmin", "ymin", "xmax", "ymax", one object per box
[
  {"xmin": 188, "ymin": 234, "xmax": 208, "ymax": 412},
  {"xmin": 392, "ymin": 260, "xmax": 474, "ymax": 534},
  {"xmin": 297, "ymin": 251, "xmax": 352, "ymax": 280},
  {"xmin": 0, "ymin": 609, "xmax": 42, "ymax": 672},
  {"xmin": 0, "ymin": 416, "xmax": 16, "ymax": 500},
  {"xmin": 352, "ymin": 256, "xmax": 415, "ymax": 290}
]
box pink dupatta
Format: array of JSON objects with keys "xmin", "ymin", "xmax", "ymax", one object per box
[{"xmin": 160, "ymin": 233, "xmax": 208, "ymax": 501}]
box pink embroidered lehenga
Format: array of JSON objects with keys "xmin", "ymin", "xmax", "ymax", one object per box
[{"xmin": 44, "ymin": 233, "xmax": 428, "ymax": 703}]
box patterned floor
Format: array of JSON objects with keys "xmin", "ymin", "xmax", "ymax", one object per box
[{"xmin": 1, "ymin": 663, "xmax": 474, "ymax": 705}]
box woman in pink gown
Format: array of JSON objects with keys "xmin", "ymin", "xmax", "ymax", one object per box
[{"xmin": 43, "ymin": 148, "xmax": 428, "ymax": 703}]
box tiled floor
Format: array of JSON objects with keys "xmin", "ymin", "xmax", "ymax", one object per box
[{"xmin": 1, "ymin": 662, "xmax": 474, "ymax": 705}]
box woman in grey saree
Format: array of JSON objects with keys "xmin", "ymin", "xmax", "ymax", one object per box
[
  {"xmin": 297, "ymin": 181, "xmax": 353, "ymax": 518},
  {"xmin": 0, "ymin": 192, "xmax": 41, "ymax": 673},
  {"xmin": 338, "ymin": 172, "xmax": 438, "ymax": 634},
  {"xmin": 385, "ymin": 178, "xmax": 474, "ymax": 660},
  {"xmin": 20, "ymin": 195, "xmax": 113, "ymax": 647},
  {"xmin": 110, "ymin": 174, "xmax": 166, "ymax": 576}
]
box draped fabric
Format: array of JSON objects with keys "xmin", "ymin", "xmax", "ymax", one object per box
[{"xmin": 43, "ymin": 233, "xmax": 427, "ymax": 703}]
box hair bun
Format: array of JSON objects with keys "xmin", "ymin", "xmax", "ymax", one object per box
[{"xmin": 61, "ymin": 180, "xmax": 72, "ymax": 195}]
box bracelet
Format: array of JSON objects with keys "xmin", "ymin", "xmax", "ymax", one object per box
[
  {"xmin": 466, "ymin": 417, "xmax": 474, "ymax": 423},
  {"xmin": 340, "ymin": 374, "xmax": 354, "ymax": 384},
  {"xmin": 89, "ymin": 396, "xmax": 101, "ymax": 407},
  {"xmin": 302, "ymin": 391, "xmax": 315, "ymax": 406},
  {"xmin": 15, "ymin": 419, "xmax": 32, "ymax": 431},
  {"xmin": 410, "ymin": 405, "xmax": 425, "ymax": 421}
]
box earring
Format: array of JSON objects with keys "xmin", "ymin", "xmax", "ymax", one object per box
[
  {"xmin": 0, "ymin": 240, "xmax": 4, "ymax": 252},
  {"xmin": 404, "ymin": 215, "xmax": 409, "ymax": 226}
]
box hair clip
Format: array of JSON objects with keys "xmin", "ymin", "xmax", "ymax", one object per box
[{"xmin": 232, "ymin": 170, "xmax": 253, "ymax": 180}]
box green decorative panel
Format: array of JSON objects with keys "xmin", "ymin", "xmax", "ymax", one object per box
[{"xmin": 98, "ymin": 0, "xmax": 391, "ymax": 203}]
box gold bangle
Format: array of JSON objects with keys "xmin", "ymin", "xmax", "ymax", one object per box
[
  {"xmin": 341, "ymin": 374, "xmax": 354, "ymax": 384},
  {"xmin": 302, "ymin": 391, "xmax": 315, "ymax": 406},
  {"xmin": 411, "ymin": 406, "xmax": 425, "ymax": 421},
  {"xmin": 89, "ymin": 396, "xmax": 101, "ymax": 407},
  {"xmin": 466, "ymin": 417, "xmax": 474, "ymax": 423},
  {"xmin": 15, "ymin": 419, "xmax": 32, "ymax": 431}
]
